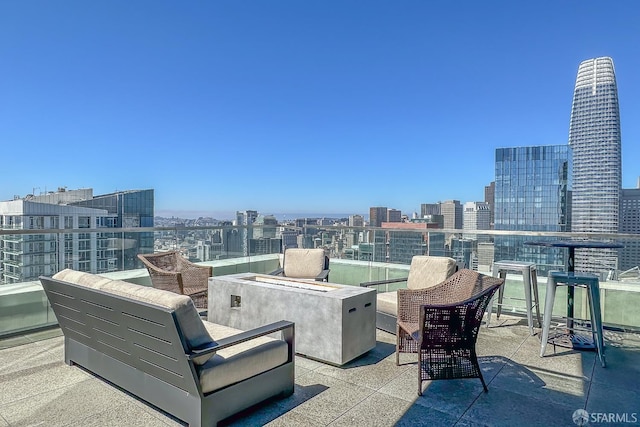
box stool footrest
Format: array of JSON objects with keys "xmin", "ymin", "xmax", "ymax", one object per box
[{"xmin": 545, "ymin": 332, "xmax": 598, "ymax": 351}]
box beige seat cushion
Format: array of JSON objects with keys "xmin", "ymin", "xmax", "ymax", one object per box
[
  {"xmin": 283, "ymin": 248, "xmax": 325, "ymax": 279},
  {"xmin": 376, "ymin": 291, "xmax": 398, "ymax": 316},
  {"xmin": 52, "ymin": 269, "xmax": 215, "ymax": 365},
  {"xmin": 407, "ymin": 256, "xmax": 457, "ymax": 290},
  {"xmin": 52, "ymin": 269, "xmax": 112, "ymax": 289},
  {"xmin": 374, "ymin": 256, "xmax": 457, "ymax": 318},
  {"xmin": 198, "ymin": 321, "xmax": 289, "ymax": 394}
]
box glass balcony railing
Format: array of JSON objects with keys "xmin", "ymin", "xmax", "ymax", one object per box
[{"xmin": 1, "ymin": 224, "xmax": 640, "ymax": 337}]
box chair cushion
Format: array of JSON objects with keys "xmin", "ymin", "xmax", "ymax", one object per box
[
  {"xmin": 407, "ymin": 256, "xmax": 457, "ymax": 290},
  {"xmin": 52, "ymin": 269, "xmax": 215, "ymax": 365},
  {"xmin": 283, "ymin": 248, "xmax": 325, "ymax": 279},
  {"xmin": 198, "ymin": 321, "xmax": 289, "ymax": 394},
  {"xmin": 376, "ymin": 291, "xmax": 398, "ymax": 316}
]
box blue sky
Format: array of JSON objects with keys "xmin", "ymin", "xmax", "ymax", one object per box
[{"xmin": 1, "ymin": 1, "xmax": 639, "ymax": 219}]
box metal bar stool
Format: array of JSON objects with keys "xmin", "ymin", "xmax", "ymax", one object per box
[
  {"xmin": 486, "ymin": 261, "xmax": 541, "ymax": 335},
  {"xmin": 540, "ymin": 271, "xmax": 606, "ymax": 367}
]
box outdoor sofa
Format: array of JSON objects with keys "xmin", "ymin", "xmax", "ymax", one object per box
[{"xmin": 40, "ymin": 269, "xmax": 295, "ymax": 427}]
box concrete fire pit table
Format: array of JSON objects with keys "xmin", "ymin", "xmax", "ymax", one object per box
[{"xmin": 208, "ymin": 273, "xmax": 377, "ymax": 366}]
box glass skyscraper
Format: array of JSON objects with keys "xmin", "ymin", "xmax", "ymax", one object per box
[
  {"xmin": 494, "ymin": 145, "xmax": 571, "ymax": 274},
  {"xmin": 70, "ymin": 189, "xmax": 155, "ymax": 270},
  {"xmin": 568, "ymin": 57, "xmax": 621, "ymax": 274}
]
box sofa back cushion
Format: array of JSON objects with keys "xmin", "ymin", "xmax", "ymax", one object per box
[
  {"xmin": 283, "ymin": 248, "xmax": 326, "ymax": 278},
  {"xmin": 52, "ymin": 269, "xmax": 214, "ymax": 365},
  {"xmin": 406, "ymin": 256, "xmax": 457, "ymax": 290},
  {"xmin": 52, "ymin": 269, "xmax": 113, "ymax": 289}
]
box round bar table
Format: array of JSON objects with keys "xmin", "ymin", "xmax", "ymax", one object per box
[{"xmin": 524, "ymin": 240, "xmax": 623, "ymax": 350}]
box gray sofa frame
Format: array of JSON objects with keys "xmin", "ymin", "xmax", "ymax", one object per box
[{"xmin": 40, "ymin": 276, "xmax": 295, "ymax": 427}]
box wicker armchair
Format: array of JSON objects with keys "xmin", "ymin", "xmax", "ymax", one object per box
[
  {"xmin": 137, "ymin": 251, "xmax": 212, "ymax": 309},
  {"xmin": 360, "ymin": 255, "xmax": 458, "ymax": 333},
  {"xmin": 396, "ymin": 269, "xmax": 504, "ymax": 395}
]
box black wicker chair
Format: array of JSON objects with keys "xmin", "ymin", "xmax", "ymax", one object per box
[{"xmin": 396, "ymin": 269, "xmax": 504, "ymax": 395}]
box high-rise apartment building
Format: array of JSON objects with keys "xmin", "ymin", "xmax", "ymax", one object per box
[
  {"xmin": 494, "ymin": 146, "xmax": 571, "ymax": 274},
  {"xmin": 569, "ymin": 57, "xmax": 622, "ymax": 274},
  {"xmin": 369, "ymin": 207, "xmax": 387, "ymax": 228},
  {"xmin": 0, "ymin": 188, "xmax": 153, "ymax": 284}
]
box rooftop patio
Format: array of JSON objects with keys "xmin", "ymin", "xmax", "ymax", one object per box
[
  {"xmin": 2, "ymin": 226, "xmax": 640, "ymax": 426},
  {"xmin": 2, "ymin": 314, "xmax": 639, "ymax": 427}
]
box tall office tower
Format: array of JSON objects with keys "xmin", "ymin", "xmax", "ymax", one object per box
[
  {"xmin": 484, "ymin": 182, "xmax": 495, "ymax": 229},
  {"xmin": 236, "ymin": 210, "xmax": 258, "ymax": 256},
  {"xmin": 369, "ymin": 207, "xmax": 387, "ymax": 227},
  {"xmin": 440, "ymin": 200, "xmax": 462, "ymax": 229},
  {"xmin": 569, "ymin": 57, "xmax": 622, "ymax": 274},
  {"xmin": 463, "ymin": 202, "xmax": 491, "ymax": 241},
  {"xmin": 420, "ymin": 203, "xmax": 440, "ymax": 218},
  {"xmin": 494, "ymin": 146, "xmax": 571, "ymax": 274},
  {"xmin": 619, "ymin": 187, "xmax": 640, "ymax": 272},
  {"xmin": 348, "ymin": 214, "xmax": 364, "ymax": 227},
  {"xmin": 387, "ymin": 209, "xmax": 402, "ymax": 223}
]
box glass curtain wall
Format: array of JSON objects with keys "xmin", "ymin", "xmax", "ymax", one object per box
[{"xmin": 494, "ymin": 145, "xmax": 571, "ymax": 274}]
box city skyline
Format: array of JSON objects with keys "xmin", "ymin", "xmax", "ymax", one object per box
[{"xmin": 2, "ymin": 2, "xmax": 640, "ymax": 217}]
